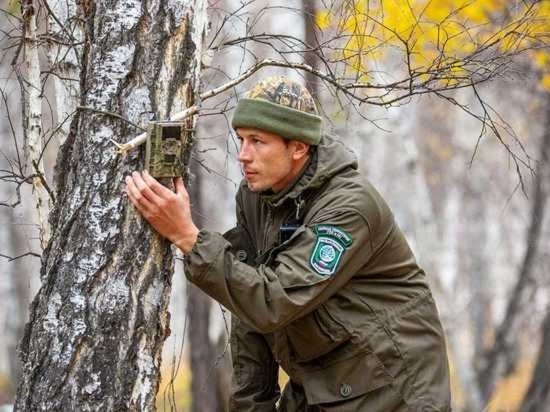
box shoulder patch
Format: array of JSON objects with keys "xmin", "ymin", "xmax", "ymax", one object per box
[{"xmin": 310, "ymin": 225, "xmax": 353, "ymax": 276}]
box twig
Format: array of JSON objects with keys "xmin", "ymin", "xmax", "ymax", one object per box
[{"xmin": 0, "ymin": 252, "xmax": 41, "ymax": 261}]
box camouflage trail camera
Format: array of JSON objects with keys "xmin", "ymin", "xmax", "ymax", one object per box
[{"xmin": 145, "ymin": 121, "xmax": 188, "ymax": 178}]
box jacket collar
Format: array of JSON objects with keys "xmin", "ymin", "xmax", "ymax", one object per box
[{"xmin": 259, "ymin": 134, "xmax": 358, "ymax": 208}]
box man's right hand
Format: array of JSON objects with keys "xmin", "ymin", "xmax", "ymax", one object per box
[{"xmin": 124, "ymin": 170, "xmax": 199, "ymax": 253}]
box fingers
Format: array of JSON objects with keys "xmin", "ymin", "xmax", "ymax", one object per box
[
  {"xmin": 126, "ymin": 187, "xmax": 150, "ymax": 215},
  {"xmin": 125, "ymin": 171, "xmax": 188, "ymax": 216},
  {"xmin": 130, "ymin": 171, "xmax": 164, "ymax": 204},
  {"xmin": 125, "ymin": 174, "xmax": 157, "ymax": 212},
  {"xmin": 143, "ymin": 170, "xmax": 174, "ymax": 198},
  {"xmin": 173, "ymin": 176, "xmax": 187, "ymax": 197}
]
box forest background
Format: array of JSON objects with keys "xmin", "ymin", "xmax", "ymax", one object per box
[{"xmin": 0, "ymin": 0, "xmax": 549, "ymax": 411}]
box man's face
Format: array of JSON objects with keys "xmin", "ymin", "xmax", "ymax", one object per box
[{"xmin": 236, "ymin": 128, "xmax": 300, "ymax": 193}]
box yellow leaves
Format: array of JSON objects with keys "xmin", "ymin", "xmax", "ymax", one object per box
[
  {"xmin": 342, "ymin": 36, "xmax": 366, "ymax": 72},
  {"xmin": 315, "ymin": 10, "xmax": 332, "ymax": 30},
  {"xmin": 461, "ymin": 0, "xmax": 502, "ymax": 24},
  {"xmin": 424, "ymin": 2, "xmax": 452, "ymax": 23},
  {"xmin": 529, "ymin": 1, "xmax": 550, "ymax": 36},
  {"xmin": 329, "ymin": 0, "xmax": 505, "ymax": 69},
  {"xmin": 341, "ymin": 12, "xmax": 364, "ymax": 35},
  {"xmin": 381, "ymin": 0, "xmax": 417, "ymax": 40},
  {"xmin": 460, "ymin": 6, "xmax": 487, "ymax": 25},
  {"xmin": 534, "ymin": 51, "xmax": 550, "ymax": 71},
  {"xmin": 343, "ymin": 32, "xmax": 382, "ymax": 66},
  {"xmin": 542, "ymin": 74, "xmax": 550, "ymax": 92},
  {"xmin": 317, "ymin": 0, "xmax": 548, "ymax": 87},
  {"xmin": 443, "ymin": 63, "xmax": 468, "ymax": 87}
]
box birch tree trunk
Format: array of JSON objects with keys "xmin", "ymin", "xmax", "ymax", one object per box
[
  {"xmin": 5, "ymin": 208, "xmax": 31, "ymax": 389},
  {"xmin": 20, "ymin": 0, "xmax": 52, "ymax": 250},
  {"xmin": 45, "ymin": 0, "xmax": 83, "ymax": 146},
  {"xmin": 15, "ymin": 0, "xmax": 206, "ymax": 410}
]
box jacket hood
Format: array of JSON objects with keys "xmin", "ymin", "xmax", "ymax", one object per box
[{"xmin": 262, "ymin": 134, "xmax": 358, "ymax": 207}]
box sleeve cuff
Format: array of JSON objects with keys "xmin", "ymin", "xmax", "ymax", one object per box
[{"xmin": 185, "ymin": 229, "xmax": 227, "ymax": 284}]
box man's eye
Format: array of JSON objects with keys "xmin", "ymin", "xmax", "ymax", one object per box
[{"xmin": 253, "ymin": 138, "xmax": 263, "ymax": 144}]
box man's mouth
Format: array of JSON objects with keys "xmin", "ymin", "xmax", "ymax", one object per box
[{"xmin": 244, "ymin": 170, "xmax": 257, "ymax": 178}]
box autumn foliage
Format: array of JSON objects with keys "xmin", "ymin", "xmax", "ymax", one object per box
[{"xmin": 316, "ymin": 0, "xmax": 550, "ymax": 90}]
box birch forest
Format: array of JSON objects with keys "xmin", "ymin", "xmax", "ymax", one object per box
[{"xmin": 0, "ymin": 0, "xmax": 549, "ymax": 410}]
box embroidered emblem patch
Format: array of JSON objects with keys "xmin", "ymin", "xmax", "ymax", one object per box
[{"xmin": 310, "ymin": 225, "xmax": 353, "ymax": 276}]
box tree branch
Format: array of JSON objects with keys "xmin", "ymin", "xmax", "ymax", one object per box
[{"xmin": 0, "ymin": 251, "xmax": 41, "ymax": 261}]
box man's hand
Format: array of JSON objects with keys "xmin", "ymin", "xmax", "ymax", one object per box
[{"xmin": 124, "ymin": 170, "xmax": 199, "ymax": 253}]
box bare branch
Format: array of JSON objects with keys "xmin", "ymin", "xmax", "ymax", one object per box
[{"xmin": 0, "ymin": 252, "xmax": 41, "ymax": 261}]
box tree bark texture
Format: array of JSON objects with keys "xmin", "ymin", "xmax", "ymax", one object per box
[
  {"xmin": 20, "ymin": 0, "xmax": 52, "ymax": 250},
  {"xmin": 15, "ymin": 0, "xmax": 206, "ymax": 410},
  {"xmin": 6, "ymin": 207, "xmax": 31, "ymax": 389}
]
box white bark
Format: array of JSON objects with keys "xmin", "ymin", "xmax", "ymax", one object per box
[
  {"xmin": 45, "ymin": 0, "xmax": 82, "ymax": 145},
  {"xmin": 15, "ymin": 0, "xmax": 208, "ymax": 410},
  {"xmin": 21, "ymin": 1, "xmax": 51, "ymax": 250}
]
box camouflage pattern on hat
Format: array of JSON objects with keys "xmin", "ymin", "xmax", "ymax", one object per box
[
  {"xmin": 246, "ymin": 76, "xmax": 318, "ymax": 114},
  {"xmin": 232, "ymin": 76, "xmax": 323, "ymax": 145}
]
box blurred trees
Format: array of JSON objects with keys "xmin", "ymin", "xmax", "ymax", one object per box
[
  {"xmin": 518, "ymin": 93, "xmax": 550, "ymax": 411},
  {"xmin": 478, "ymin": 90, "xmax": 550, "ymax": 403},
  {"xmin": 187, "ymin": 162, "xmax": 221, "ymax": 412},
  {"xmin": 0, "ymin": 0, "xmax": 548, "ymax": 410}
]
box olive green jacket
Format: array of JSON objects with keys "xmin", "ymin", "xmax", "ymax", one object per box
[{"xmin": 185, "ymin": 135, "xmax": 451, "ymax": 411}]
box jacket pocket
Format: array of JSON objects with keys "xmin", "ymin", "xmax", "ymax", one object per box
[
  {"xmin": 301, "ymin": 351, "xmax": 392, "ymax": 405},
  {"xmin": 284, "ymin": 301, "xmax": 351, "ymax": 363}
]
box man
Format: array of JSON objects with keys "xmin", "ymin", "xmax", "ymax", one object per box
[{"xmin": 125, "ymin": 77, "xmax": 451, "ymax": 411}]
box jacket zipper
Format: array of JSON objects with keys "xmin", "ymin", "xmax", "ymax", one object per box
[{"xmin": 263, "ymin": 205, "xmax": 273, "ymax": 252}]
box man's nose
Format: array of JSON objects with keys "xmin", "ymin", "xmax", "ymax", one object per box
[{"xmin": 238, "ymin": 141, "xmax": 252, "ymax": 162}]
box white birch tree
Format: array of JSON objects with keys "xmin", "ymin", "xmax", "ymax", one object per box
[
  {"xmin": 14, "ymin": 0, "xmax": 207, "ymax": 409},
  {"xmin": 19, "ymin": 0, "xmax": 52, "ymax": 250}
]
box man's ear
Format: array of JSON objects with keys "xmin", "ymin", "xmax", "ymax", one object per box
[{"xmin": 290, "ymin": 141, "xmax": 310, "ymax": 160}]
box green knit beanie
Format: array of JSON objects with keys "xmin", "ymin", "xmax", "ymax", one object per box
[{"xmin": 231, "ymin": 76, "xmax": 322, "ymax": 146}]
